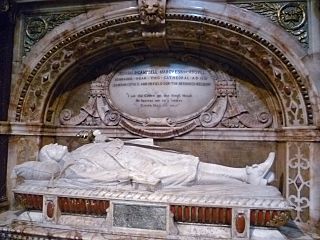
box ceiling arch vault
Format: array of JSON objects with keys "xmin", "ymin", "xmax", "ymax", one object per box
[{"xmin": 10, "ymin": 1, "xmax": 317, "ymax": 129}]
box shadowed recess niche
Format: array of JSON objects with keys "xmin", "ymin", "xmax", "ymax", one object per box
[{"xmin": 47, "ymin": 53, "xmax": 281, "ymax": 139}]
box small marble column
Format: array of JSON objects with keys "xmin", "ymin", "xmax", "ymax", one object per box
[{"xmin": 0, "ymin": 5, "xmax": 14, "ymax": 207}]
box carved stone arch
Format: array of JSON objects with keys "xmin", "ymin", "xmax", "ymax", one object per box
[{"xmin": 9, "ymin": 1, "xmax": 317, "ymax": 128}]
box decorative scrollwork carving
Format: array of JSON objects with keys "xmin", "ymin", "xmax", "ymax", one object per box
[
  {"xmin": 59, "ymin": 54, "xmax": 274, "ymax": 136},
  {"xmin": 60, "ymin": 109, "xmax": 72, "ymax": 122},
  {"xmin": 59, "ymin": 109, "xmax": 90, "ymax": 125},
  {"xmin": 257, "ymin": 112, "xmax": 272, "ymax": 124},
  {"xmin": 143, "ymin": 117, "xmax": 176, "ymax": 127},
  {"xmin": 199, "ymin": 75, "xmax": 273, "ymax": 129},
  {"xmin": 16, "ymin": 11, "xmax": 311, "ymax": 127},
  {"xmin": 199, "ymin": 97, "xmax": 228, "ymax": 128},
  {"xmin": 237, "ymin": 112, "xmax": 273, "ymax": 128},
  {"xmin": 60, "ymin": 76, "xmax": 121, "ymax": 126},
  {"xmin": 287, "ymin": 142, "xmax": 311, "ymax": 223},
  {"xmin": 103, "ymin": 111, "xmax": 121, "ymax": 126}
]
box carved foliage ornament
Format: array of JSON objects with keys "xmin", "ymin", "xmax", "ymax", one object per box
[
  {"xmin": 23, "ymin": 12, "xmax": 84, "ymax": 55},
  {"xmin": 59, "ymin": 55, "xmax": 273, "ymax": 138}
]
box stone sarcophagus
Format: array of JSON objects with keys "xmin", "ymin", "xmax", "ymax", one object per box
[{"xmin": 10, "ymin": 183, "xmax": 292, "ymax": 239}]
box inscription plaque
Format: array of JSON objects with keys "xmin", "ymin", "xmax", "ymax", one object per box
[
  {"xmin": 113, "ymin": 203, "xmax": 167, "ymax": 231},
  {"xmin": 109, "ymin": 58, "xmax": 215, "ymax": 120}
]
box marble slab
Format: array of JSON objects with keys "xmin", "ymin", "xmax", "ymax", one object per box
[{"xmin": 113, "ymin": 203, "xmax": 167, "ymax": 231}]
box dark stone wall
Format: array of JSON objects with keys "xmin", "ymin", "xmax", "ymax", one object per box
[{"xmin": 0, "ymin": 5, "xmax": 14, "ymax": 204}]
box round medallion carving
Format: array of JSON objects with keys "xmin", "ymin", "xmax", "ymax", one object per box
[
  {"xmin": 26, "ymin": 17, "xmax": 48, "ymax": 40},
  {"xmin": 278, "ymin": 3, "xmax": 306, "ymax": 30}
]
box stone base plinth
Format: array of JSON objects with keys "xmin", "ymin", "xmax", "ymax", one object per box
[{"xmin": 0, "ymin": 211, "xmax": 297, "ymax": 240}]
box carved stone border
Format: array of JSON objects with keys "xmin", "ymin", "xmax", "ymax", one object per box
[{"xmin": 11, "ymin": 4, "xmax": 313, "ymax": 128}]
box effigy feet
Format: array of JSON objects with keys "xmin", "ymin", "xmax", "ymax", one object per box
[{"xmin": 246, "ymin": 152, "xmax": 275, "ymax": 185}]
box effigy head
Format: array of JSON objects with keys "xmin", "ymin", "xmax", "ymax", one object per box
[{"xmin": 38, "ymin": 143, "xmax": 68, "ymax": 162}]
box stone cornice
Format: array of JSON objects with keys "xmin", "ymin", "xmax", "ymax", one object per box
[{"xmin": 1, "ymin": 121, "xmax": 319, "ymax": 141}]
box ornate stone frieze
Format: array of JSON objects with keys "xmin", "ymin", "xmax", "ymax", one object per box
[
  {"xmin": 14, "ymin": 9, "xmax": 312, "ymax": 128},
  {"xmin": 23, "ymin": 12, "xmax": 84, "ymax": 56},
  {"xmin": 286, "ymin": 142, "xmax": 310, "ymax": 223},
  {"xmin": 235, "ymin": 2, "xmax": 308, "ymax": 48},
  {"xmin": 59, "ymin": 55, "xmax": 273, "ymax": 138}
]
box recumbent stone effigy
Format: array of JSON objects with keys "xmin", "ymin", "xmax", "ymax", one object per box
[{"xmin": 10, "ymin": 131, "xmax": 292, "ymax": 239}]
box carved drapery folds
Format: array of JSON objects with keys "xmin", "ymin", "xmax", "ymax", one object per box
[{"xmin": 59, "ymin": 56, "xmax": 273, "ymax": 138}]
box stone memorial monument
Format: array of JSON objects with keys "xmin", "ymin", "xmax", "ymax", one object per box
[{"xmin": 1, "ymin": 0, "xmax": 320, "ymax": 239}]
